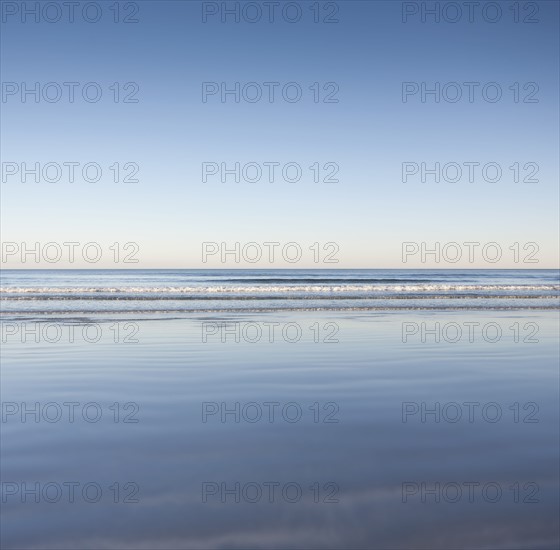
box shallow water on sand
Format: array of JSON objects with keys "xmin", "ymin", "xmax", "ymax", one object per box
[{"xmin": 1, "ymin": 310, "xmax": 558, "ymax": 549}]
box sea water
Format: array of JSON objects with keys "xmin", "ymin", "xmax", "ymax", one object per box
[{"xmin": 1, "ymin": 269, "xmax": 559, "ymax": 548}]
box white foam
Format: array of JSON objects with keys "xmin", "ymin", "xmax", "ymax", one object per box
[{"xmin": 1, "ymin": 284, "xmax": 558, "ymax": 294}]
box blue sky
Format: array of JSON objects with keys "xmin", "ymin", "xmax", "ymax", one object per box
[{"xmin": 1, "ymin": 0, "xmax": 558, "ymax": 268}]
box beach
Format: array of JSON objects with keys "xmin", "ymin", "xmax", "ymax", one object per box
[{"xmin": 1, "ymin": 270, "xmax": 559, "ymax": 548}]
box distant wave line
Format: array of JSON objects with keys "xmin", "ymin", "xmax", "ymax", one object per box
[
  {"xmin": 2, "ymin": 284, "xmax": 559, "ymax": 294},
  {"xmin": 2, "ymin": 306, "xmax": 558, "ymax": 317}
]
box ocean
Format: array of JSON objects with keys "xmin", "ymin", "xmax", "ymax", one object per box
[
  {"xmin": 1, "ymin": 269, "xmax": 559, "ymax": 549},
  {"xmin": 1, "ymin": 269, "xmax": 559, "ymax": 318}
]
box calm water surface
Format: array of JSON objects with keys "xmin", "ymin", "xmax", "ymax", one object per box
[{"xmin": 1, "ymin": 271, "xmax": 559, "ymax": 548}]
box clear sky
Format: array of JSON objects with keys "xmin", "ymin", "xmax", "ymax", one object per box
[{"xmin": 1, "ymin": 0, "xmax": 558, "ymax": 268}]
